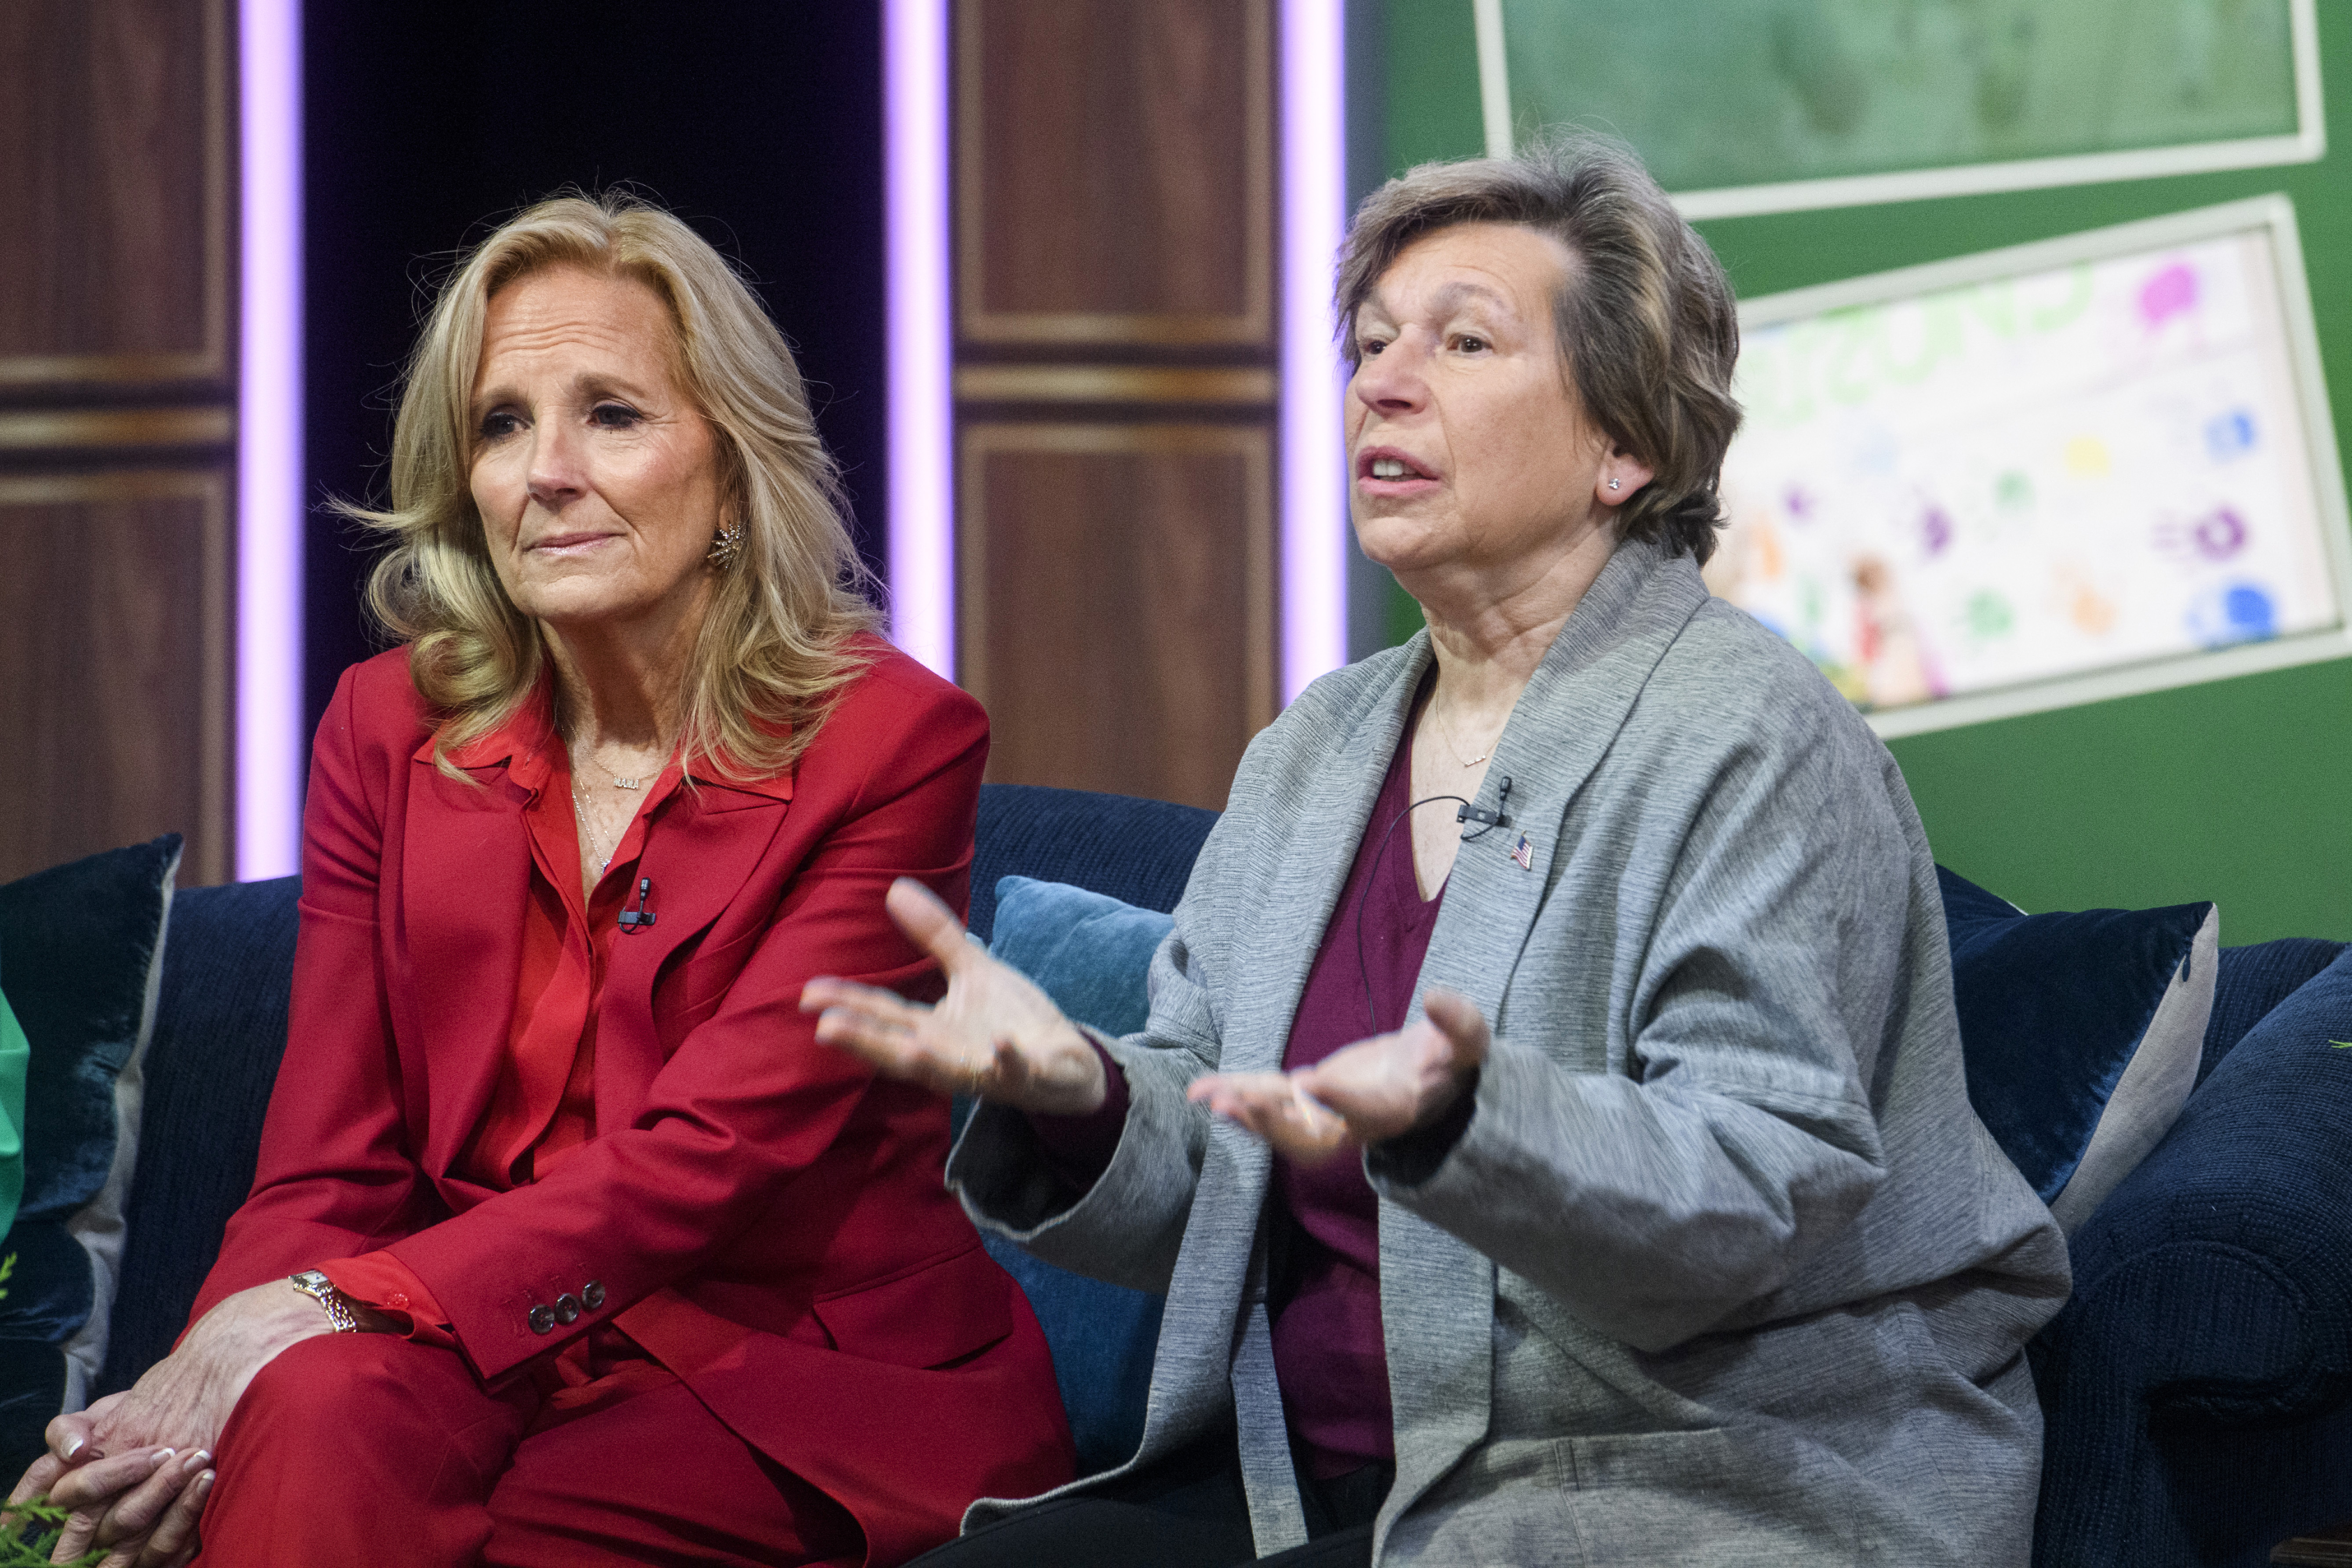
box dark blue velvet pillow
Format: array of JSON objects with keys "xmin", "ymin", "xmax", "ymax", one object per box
[
  {"xmin": 1937, "ymin": 866, "xmax": 2215, "ymax": 1232},
  {"xmin": 980, "ymin": 876, "xmax": 1178, "ymax": 1477},
  {"xmin": 0, "ymin": 834, "xmax": 180, "ymax": 1430}
]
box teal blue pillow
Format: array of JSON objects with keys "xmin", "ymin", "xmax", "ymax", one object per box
[
  {"xmin": 988, "ymin": 876, "xmax": 1174, "ymax": 1041},
  {"xmin": 980, "ymin": 876, "xmax": 1175, "ymax": 1476}
]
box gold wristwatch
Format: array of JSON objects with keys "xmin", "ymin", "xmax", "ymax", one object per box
[{"xmin": 288, "ymin": 1269, "xmax": 360, "ymax": 1333}]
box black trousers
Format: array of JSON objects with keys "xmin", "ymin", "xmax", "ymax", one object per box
[{"xmin": 907, "ymin": 1430, "xmax": 1389, "ymax": 1568}]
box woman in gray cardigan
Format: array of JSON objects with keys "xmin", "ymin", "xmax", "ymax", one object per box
[{"xmin": 806, "ymin": 135, "xmax": 2069, "ymax": 1568}]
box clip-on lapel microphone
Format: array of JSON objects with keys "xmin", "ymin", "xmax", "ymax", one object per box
[{"xmin": 1455, "ymin": 774, "xmax": 1514, "ymax": 831}]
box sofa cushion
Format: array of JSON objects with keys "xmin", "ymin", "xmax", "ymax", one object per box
[
  {"xmin": 990, "ymin": 877, "xmax": 1174, "ymax": 1041},
  {"xmin": 969, "ymin": 785, "xmax": 1217, "ymax": 946},
  {"xmin": 980, "ymin": 874, "xmax": 1180, "ymax": 1477},
  {"xmin": 96, "ymin": 875, "xmax": 302, "ymax": 1398},
  {"xmin": 0, "ymin": 836, "xmax": 179, "ymax": 1430},
  {"xmin": 1936, "ymin": 867, "xmax": 2216, "ymax": 1233}
]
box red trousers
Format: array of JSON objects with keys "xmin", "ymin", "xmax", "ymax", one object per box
[{"xmin": 189, "ymin": 1331, "xmax": 865, "ymax": 1567}]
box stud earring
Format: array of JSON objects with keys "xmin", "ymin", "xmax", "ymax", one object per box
[
  {"xmin": 706, "ymin": 521, "xmax": 743, "ymax": 570},
  {"xmin": 1607, "ymin": 478, "xmax": 1621, "ymax": 491}
]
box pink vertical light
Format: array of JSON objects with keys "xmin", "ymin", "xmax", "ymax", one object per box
[
  {"xmin": 884, "ymin": 0, "xmax": 955, "ymax": 677},
  {"xmin": 1280, "ymin": 0, "xmax": 1349, "ymax": 699},
  {"xmin": 238, "ymin": 0, "xmax": 304, "ymax": 878}
]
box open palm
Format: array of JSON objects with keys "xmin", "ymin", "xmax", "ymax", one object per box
[{"xmin": 801, "ymin": 878, "xmax": 1109, "ymax": 1116}]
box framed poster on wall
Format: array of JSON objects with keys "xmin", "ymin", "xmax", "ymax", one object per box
[
  {"xmin": 1473, "ymin": 0, "xmax": 2323, "ymax": 217},
  {"xmin": 1705, "ymin": 195, "xmax": 2352, "ymax": 737}
]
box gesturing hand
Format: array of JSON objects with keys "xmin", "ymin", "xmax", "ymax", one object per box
[
  {"xmin": 1188, "ymin": 988, "xmax": 1490, "ymax": 1164},
  {"xmin": 802, "ymin": 877, "xmax": 1109, "ymax": 1117}
]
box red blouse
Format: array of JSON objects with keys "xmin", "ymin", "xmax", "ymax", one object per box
[{"xmin": 320, "ymin": 701, "xmax": 679, "ymax": 1401}]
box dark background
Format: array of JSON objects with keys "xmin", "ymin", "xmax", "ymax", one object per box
[{"xmin": 301, "ymin": 0, "xmax": 887, "ymax": 746}]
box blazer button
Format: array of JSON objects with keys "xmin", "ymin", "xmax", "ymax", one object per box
[
  {"xmin": 527, "ymin": 1303, "xmax": 555, "ymax": 1335},
  {"xmin": 582, "ymin": 1281, "xmax": 606, "ymax": 1310},
  {"xmin": 554, "ymin": 1293, "xmax": 582, "ymax": 1324}
]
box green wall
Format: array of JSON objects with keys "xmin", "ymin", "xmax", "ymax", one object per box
[{"xmin": 1367, "ymin": 1, "xmax": 2352, "ymax": 942}]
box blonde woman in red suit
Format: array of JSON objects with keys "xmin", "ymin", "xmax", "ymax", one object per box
[{"xmin": 7, "ymin": 193, "xmax": 1072, "ymax": 1568}]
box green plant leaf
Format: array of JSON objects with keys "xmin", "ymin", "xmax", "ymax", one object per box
[{"xmin": 0, "ymin": 1498, "xmax": 107, "ymax": 1567}]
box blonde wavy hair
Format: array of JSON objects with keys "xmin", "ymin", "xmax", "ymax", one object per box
[{"xmin": 353, "ymin": 190, "xmax": 880, "ymax": 780}]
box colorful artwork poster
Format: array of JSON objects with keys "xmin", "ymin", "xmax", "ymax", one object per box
[{"xmin": 1707, "ymin": 229, "xmax": 2340, "ymax": 716}]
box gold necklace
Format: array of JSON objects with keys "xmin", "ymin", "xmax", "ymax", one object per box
[
  {"xmin": 562, "ymin": 718, "xmax": 673, "ymax": 866},
  {"xmin": 1429, "ymin": 699, "xmax": 1499, "ymax": 768},
  {"xmin": 596, "ymin": 758, "xmax": 647, "ymax": 791},
  {"xmin": 561, "ymin": 704, "xmax": 672, "ymax": 792},
  {"xmin": 580, "ymin": 739, "xmax": 671, "ymax": 795}
]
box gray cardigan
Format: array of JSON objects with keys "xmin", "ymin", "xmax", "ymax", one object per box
[{"xmin": 948, "ymin": 536, "xmax": 2071, "ymax": 1566}]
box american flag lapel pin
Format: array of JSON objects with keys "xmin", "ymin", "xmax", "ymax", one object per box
[{"xmin": 1511, "ymin": 832, "xmax": 1534, "ymax": 871}]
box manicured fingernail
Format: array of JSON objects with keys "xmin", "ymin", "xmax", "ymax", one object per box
[
  {"xmin": 193, "ymin": 1471, "xmax": 214, "ymax": 1498},
  {"xmin": 181, "ymin": 1449, "xmax": 210, "ymax": 1471},
  {"xmin": 151, "ymin": 1448, "xmax": 174, "ymax": 1463},
  {"xmin": 61, "ymin": 1436, "xmax": 81, "ymax": 1459}
]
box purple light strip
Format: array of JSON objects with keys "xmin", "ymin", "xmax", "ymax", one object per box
[
  {"xmin": 237, "ymin": 0, "xmax": 305, "ymax": 879},
  {"xmin": 883, "ymin": 0, "xmax": 955, "ymax": 677},
  {"xmin": 1280, "ymin": 0, "xmax": 1349, "ymax": 699}
]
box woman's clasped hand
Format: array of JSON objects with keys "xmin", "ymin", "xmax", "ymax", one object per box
[{"xmin": 4, "ymin": 1275, "xmax": 348, "ymax": 1565}]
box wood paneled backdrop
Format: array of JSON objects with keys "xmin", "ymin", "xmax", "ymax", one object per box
[
  {"xmin": 955, "ymin": 0, "xmax": 1279, "ymax": 810},
  {"xmin": 0, "ymin": 0, "xmax": 236, "ymax": 886}
]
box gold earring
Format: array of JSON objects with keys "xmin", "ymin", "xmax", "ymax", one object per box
[{"xmin": 706, "ymin": 521, "xmax": 743, "ymax": 570}]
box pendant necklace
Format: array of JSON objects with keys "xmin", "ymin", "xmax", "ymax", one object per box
[
  {"xmin": 567, "ymin": 721, "xmax": 674, "ymax": 871},
  {"xmin": 1430, "ymin": 700, "xmax": 1496, "ymax": 768},
  {"xmin": 572, "ymin": 778, "xmax": 625, "ymax": 872}
]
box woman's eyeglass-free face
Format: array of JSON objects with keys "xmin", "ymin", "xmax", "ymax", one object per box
[
  {"xmin": 467, "ymin": 263, "xmax": 727, "ymax": 637},
  {"xmin": 1346, "ymin": 221, "xmax": 1647, "ymax": 590}
]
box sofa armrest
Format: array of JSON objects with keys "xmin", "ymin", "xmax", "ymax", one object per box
[
  {"xmin": 2052, "ymin": 979, "xmax": 2352, "ymax": 1420},
  {"xmin": 2031, "ymin": 952, "xmax": 2352, "ymax": 1565}
]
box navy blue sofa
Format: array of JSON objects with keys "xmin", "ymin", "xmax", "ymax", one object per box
[{"xmin": 90, "ymin": 783, "xmax": 2352, "ymax": 1564}]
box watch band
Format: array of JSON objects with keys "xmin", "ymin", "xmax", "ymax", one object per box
[{"xmin": 289, "ymin": 1269, "xmax": 360, "ymax": 1333}]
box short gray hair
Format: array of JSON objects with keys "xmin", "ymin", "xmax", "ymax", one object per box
[{"xmin": 1336, "ymin": 133, "xmax": 1741, "ymax": 564}]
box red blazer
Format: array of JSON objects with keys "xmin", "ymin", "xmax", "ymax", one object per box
[{"xmin": 191, "ymin": 636, "xmax": 1071, "ymax": 1565}]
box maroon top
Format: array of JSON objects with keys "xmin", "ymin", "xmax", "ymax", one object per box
[
  {"xmin": 1270, "ymin": 724, "xmax": 1444, "ymax": 1476},
  {"xmin": 1032, "ymin": 720, "xmax": 1447, "ymax": 1480}
]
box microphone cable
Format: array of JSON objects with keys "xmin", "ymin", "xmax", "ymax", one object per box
[{"xmin": 1350, "ymin": 776, "xmax": 1510, "ymax": 1035}]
